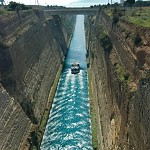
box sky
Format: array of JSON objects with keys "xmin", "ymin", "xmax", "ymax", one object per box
[{"xmin": 4, "ymin": 0, "xmax": 120, "ymax": 7}]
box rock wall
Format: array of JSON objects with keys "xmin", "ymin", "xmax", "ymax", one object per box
[
  {"xmin": 0, "ymin": 10, "xmax": 75, "ymax": 149},
  {"xmin": 87, "ymin": 12, "xmax": 150, "ymax": 150},
  {"xmin": 0, "ymin": 84, "xmax": 32, "ymax": 150}
]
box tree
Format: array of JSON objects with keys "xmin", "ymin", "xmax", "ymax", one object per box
[
  {"xmin": 15, "ymin": 5, "xmax": 21, "ymax": 23},
  {"xmin": 112, "ymin": 14, "xmax": 119, "ymax": 30},
  {"xmin": 127, "ymin": 0, "xmax": 135, "ymax": 5},
  {"xmin": 126, "ymin": 0, "xmax": 135, "ymax": 7},
  {"xmin": 0, "ymin": 0, "xmax": 4, "ymax": 5},
  {"xmin": 8, "ymin": 1, "xmax": 18, "ymax": 10},
  {"xmin": 100, "ymin": 33, "xmax": 112, "ymax": 53},
  {"xmin": 8, "ymin": 1, "xmax": 31, "ymax": 11},
  {"xmin": 133, "ymin": 33, "xmax": 142, "ymax": 46}
]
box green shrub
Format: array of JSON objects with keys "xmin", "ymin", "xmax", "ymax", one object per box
[
  {"xmin": 126, "ymin": 0, "xmax": 135, "ymax": 6},
  {"xmin": 125, "ymin": 31, "xmax": 131, "ymax": 39},
  {"xmin": 90, "ymin": 51, "xmax": 94, "ymax": 58},
  {"xmin": 100, "ymin": 33, "xmax": 112, "ymax": 53},
  {"xmin": 113, "ymin": 14, "xmax": 119, "ymax": 25},
  {"xmin": 133, "ymin": 33, "xmax": 142, "ymax": 46},
  {"xmin": 118, "ymin": 10, "xmax": 123, "ymax": 17},
  {"xmin": 8, "ymin": 1, "xmax": 32, "ymax": 11},
  {"xmin": 115, "ymin": 64, "xmax": 132, "ymax": 84},
  {"xmin": 112, "ymin": 7, "xmax": 118, "ymax": 14},
  {"xmin": 95, "ymin": 24, "xmax": 112, "ymax": 53}
]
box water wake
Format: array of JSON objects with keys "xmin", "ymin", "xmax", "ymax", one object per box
[{"xmin": 41, "ymin": 15, "xmax": 92, "ymax": 150}]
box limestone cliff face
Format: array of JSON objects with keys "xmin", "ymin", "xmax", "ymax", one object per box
[
  {"xmin": 87, "ymin": 12, "xmax": 150, "ymax": 150},
  {"xmin": 0, "ymin": 83, "xmax": 31, "ymax": 150},
  {"xmin": 0, "ymin": 10, "xmax": 75, "ymax": 149}
]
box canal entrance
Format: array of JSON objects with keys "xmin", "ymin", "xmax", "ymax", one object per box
[{"xmin": 41, "ymin": 15, "xmax": 92, "ymax": 150}]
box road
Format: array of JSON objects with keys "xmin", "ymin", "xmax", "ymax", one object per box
[{"xmin": 44, "ymin": 7, "xmax": 99, "ymax": 15}]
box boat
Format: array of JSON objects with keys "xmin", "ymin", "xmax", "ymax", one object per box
[{"xmin": 71, "ymin": 62, "xmax": 80, "ymax": 74}]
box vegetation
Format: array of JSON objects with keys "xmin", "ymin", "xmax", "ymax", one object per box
[
  {"xmin": 0, "ymin": 0, "xmax": 4, "ymax": 5},
  {"xmin": 115, "ymin": 64, "xmax": 132, "ymax": 84},
  {"xmin": 0, "ymin": 9, "xmax": 14, "ymax": 16},
  {"xmin": 104, "ymin": 6, "xmax": 123, "ymax": 19},
  {"xmin": 21, "ymin": 100, "xmax": 38, "ymax": 124},
  {"xmin": 100, "ymin": 34, "xmax": 112, "ymax": 53},
  {"xmin": 8, "ymin": 1, "xmax": 32, "ymax": 11},
  {"xmin": 46, "ymin": 5, "xmax": 66, "ymax": 9},
  {"xmin": 125, "ymin": 31, "xmax": 131, "ymax": 39},
  {"xmin": 114, "ymin": 64, "xmax": 137, "ymax": 92},
  {"xmin": 133, "ymin": 33, "xmax": 142, "ymax": 46},
  {"xmin": 104, "ymin": 5, "xmax": 150, "ymax": 28},
  {"xmin": 98, "ymin": 27, "xmax": 112, "ymax": 53},
  {"xmin": 90, "ymin": 51, "xmax": 94, "ymax": 58},
  {"xmin": 88, "ymin": 69, "xmax": 99, "ymax": 150},
  {"xmin": 90, "ymin": 4, "xmax": 101, "ymax": 8},
  {"xmin": 112, "ymin": 14, "xmax": 119, "ymax": 25},
  {"xmin": 95, "ymin": 24, "xmax": 112, "ymax": 53},
  {"xmin": 134, "ymin": 1, "xmax": 150, "ymax": 7},
  {"xmin": 122, "ymin": 7, "xmax": 150, "ymax": 27},
  {"xmin": 125, "ymin": 0, "xmax": 135, "ymax": 8}
]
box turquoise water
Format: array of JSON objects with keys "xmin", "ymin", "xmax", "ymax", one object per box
[{"xmin": 41, "ymin": 15, "xmax": 92, "ymax": 150}]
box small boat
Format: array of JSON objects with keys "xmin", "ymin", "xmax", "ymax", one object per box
[{"xmin": 71, "ymin": 62, "xmax": 80, "ymax": 74}]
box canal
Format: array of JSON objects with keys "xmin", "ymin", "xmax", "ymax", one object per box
[{"xmin": 41, "ymin": 15, "xmax": 92, "ymax": 150}]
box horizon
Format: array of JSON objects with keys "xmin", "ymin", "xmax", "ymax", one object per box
[{"xmin": 3, "ymin": 0, "xmax": 120, "ymax": 7}]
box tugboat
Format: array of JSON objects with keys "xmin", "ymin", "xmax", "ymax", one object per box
[{"xmin": 71, "ymin": 62, "xmax": 80, "ymax": 74}]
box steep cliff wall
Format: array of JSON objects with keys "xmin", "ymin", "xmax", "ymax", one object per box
[
  {"xmin": 0, "ymin": 83, "xmax": 32, "ymax": 150},
  {"xmin": 0, "ymin": 10, "xmax": 75, "ymax": 149},
  {"xmin": 87, "ymin": 12, "xmax": 150, "ymax": 150}
]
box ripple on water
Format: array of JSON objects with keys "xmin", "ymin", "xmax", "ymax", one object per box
[{"xmin": 41, "ymin": 15, "xmax": 92, "ymax": 150}]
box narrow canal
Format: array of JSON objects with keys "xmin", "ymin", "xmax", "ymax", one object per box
[{"xmin": 41, "ymin": 15, "xmax": 92, "ymax": 150}]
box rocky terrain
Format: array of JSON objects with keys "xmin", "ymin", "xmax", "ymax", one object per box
[
  {"xmin": 0, "ymin": 6, "xmax": 150, "ymax": 150},
  {"xmin": 87, "ymin": 10, "xmax": 150, "ymax": 150},
  {"xmin": 0, "ymin": 10, "xmax": 75, "ymax": 149}
]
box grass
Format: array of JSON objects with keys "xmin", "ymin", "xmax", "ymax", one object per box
[
  {"xmin": 35, "ymin": 64, "xmax": 63, "ymax": 148},
  {"xmin": 104, "ymin": 9, "xmax": 113, "ymax": 17},
  {"xmin": 128, "ymin": 16, "xmax": 150, "ymax": 28},
  {"xmin": 0, "ymin": 9, "xmax": 14, "ymax": 16},
  {"xmin": 122, "ymin": 7, "xmax": 150, "ymax": 27},
  {"xmin": 104, "ymin": 6, "xmax": 150, "ymax": 28},
  {"xmin": 88, "ymin": 69, "xmax": 99, "ymax": 150}
]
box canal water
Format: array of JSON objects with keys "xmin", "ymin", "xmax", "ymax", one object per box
[{"xmin": 41, "ymin": 15, "xmax": 92, "ymax": 150}]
